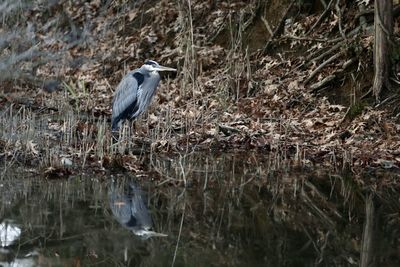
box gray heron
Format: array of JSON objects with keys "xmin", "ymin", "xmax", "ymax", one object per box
[
  {"xmin": 109, "ymin": 180, "xmax": 167, "ymax": 238},
  {"xmin": 111, "ymin": 60, "xmax": 176, "ymax": 131}
]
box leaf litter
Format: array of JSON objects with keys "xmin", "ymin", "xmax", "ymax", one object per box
[{"xmin": 0, "ymin": 0, "xmax": 399, "ymax": 179}]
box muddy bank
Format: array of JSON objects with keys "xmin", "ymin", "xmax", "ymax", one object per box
[{"xmin": 1, "ymin": 1, "xmax": 400, "ymax": 176}]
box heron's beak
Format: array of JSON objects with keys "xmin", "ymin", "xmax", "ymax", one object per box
[{"xmin": 154, "ymin": 65, "xmax": 177, "ymax": 72}]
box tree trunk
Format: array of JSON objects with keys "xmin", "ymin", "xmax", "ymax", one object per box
[{"xmin": 372, "ymin": 0, "xmax": 393, "ymax": 102}]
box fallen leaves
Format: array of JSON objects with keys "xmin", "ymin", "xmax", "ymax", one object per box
[{"xmin": 1, "ymin": 0, "xmax": 400, "ymax": 176}]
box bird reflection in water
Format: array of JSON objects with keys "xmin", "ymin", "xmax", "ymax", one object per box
[{"xmin": 109, "ymin": 180, "xmax": 167, "ymax": 238}]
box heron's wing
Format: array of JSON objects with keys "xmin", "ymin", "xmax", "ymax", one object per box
[
  {"xmin": 109, "ymin": 195, "xmax": 132, "ymax": 225},
  {"xmin": 130, "ymin": 187, "xmax": 152, "ymax": 228},
  {"xmin": 136, "ymin": 72, "xmax": 161, "ymax": 115},
  {"xmin": 111, "ymin": 70, "xmax": 142, "ymax": 129}
]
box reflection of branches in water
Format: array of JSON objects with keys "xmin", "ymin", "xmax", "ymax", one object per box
[
  {"xmin": 1, "ymin": 154, "xmax": 400, "ymax": 265},
  {"xmin": 171, "ymin": 191, "xmax": 185, "ymax": 267},
  {"xmin": 147, "ymin": 153, "xmax": 400, "ymax": 265}
]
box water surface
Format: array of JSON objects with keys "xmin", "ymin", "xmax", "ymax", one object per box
[{"xmin": 1, "ymin": 153, "xmax": 399, "ymax": 266}]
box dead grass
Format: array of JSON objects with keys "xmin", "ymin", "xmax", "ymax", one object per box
[{"xmin": 1, "ymin": 0, "xmax": 400, "ymax": 176}]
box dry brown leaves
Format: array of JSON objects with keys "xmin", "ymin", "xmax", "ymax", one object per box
[{"xmin": 2, "ymin": 0, "xmax": 400, "ymax": 173}]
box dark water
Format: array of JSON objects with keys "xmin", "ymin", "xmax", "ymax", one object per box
[{"xmin": 1, "ymin": 153, "xmax": 399, "ymax": 266}]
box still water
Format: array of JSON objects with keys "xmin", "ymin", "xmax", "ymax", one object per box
[{"xmin": 0, "ymin": 153, "xmax": 399, "ymax": 266}]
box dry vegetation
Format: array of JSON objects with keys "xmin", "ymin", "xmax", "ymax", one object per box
[{"xmin": 1, "ymin": 0, "xmax": 400, "ymax": 177}]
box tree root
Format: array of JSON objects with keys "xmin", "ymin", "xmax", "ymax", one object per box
[{"xmin": 305, "ymin": 52, "xmax": 343, "ymax": 85}]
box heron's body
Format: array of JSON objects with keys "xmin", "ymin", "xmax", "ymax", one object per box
[
  {"xmin": 111, "ymin": 60, "xmax": 176, "ymax": 131},
  {"xmin": 109, "ymin": 180, "xmax": 168, "ymax": 238},
  {"xmin": 109, "ymin": 181, "xmax": 152, "ymax": 234}
]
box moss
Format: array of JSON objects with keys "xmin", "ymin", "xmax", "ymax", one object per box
[{"xmin": 347, "ymin": 101, "xmax": 367, "ymax": 120}]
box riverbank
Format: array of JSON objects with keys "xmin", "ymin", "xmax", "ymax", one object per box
[{"xmin": 1, "ymin": 0, "xmax": 400, "ymax": 177}]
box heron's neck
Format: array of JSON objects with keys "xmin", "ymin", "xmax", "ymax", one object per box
[{"xmin": 149, "ymin": 71, "xmax": 160, "ymax": 78}]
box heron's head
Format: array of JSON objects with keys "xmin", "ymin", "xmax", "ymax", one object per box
[{"xmin": 142, "ymin": 60, "xmax": 176, "ymax": 73}]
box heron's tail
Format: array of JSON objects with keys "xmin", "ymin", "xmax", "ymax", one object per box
[
  {"xmin": 111, "ymin": 120, "xmax": 120, "ymax": 142},
  {"xmin": 111, "ymin": 119, "xmax": 119, "ymax": 132}
]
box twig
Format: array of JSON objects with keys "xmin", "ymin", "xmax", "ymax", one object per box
[
  {"xmin": 310, "ymin": 74, "xmax": 336, "ymax": 91},
  {"xmin": 361, "ymin": 88, "xmax": 372, "ymax": 99},
  {"xmin": 342, "ymin": 58, "xmax": 357, "ymax": 69},
  {"xmin": 354, "ymin": 5, "xmax": 400, "ymax": 20},
  {"xmin": 305, "ymin": 52, "xmax": 342, "ymax": 84},
  {"xmin": 303, "ymin": 27, "xmax": 361, "ymax": 69},
  {"xmin": 208, "ymin": 13, "xmax": 229, "ymax": 43},
  {"xmin": 355, "ymin": 8, "xmax": 373, "ymax": 22},
  {"xmin": 282, "ymin": 34, "xmax": 330, "ymax": 42},
  {"xmin": 316, "ymin": 231, "xmax": 331, "ymax": 264},
  {"xmin": 390, "ymin": 77, "xmax": 400, "ymax": 85},
  {"xmin": 263, "ymin": 0, "xmax": 296, "ymax": 52},
  {"xmin": 335, "ymin": 0, "xmax": 347, "ymax": 40},
  {"xmin": 301, "ymin": 189, "xmax": 335, "ymax": 227},
  {"xmin": 260, "ymin": 16, "xmax": 274, "ymax": 36},
  {"xmin": 375, "ymin": 94, "xmax": 396, "ymax": 108},
  {"xmin": 294, "ymin": 39, "xmax": 343, "ymax": 71},
  {"xmin": 306, "ymin": 0, "xmax": 335, "ymax": 35},
  {"xmin": 218, "ymin": 124, "xmax": 240, "ymax": 136},
  {"xmin": 171, "ymin": 199, "xmax": 186, "ymax": 267},
  {"xmin": 308, "ymin": 41, "xmax": 343, "ymax": 63}
]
